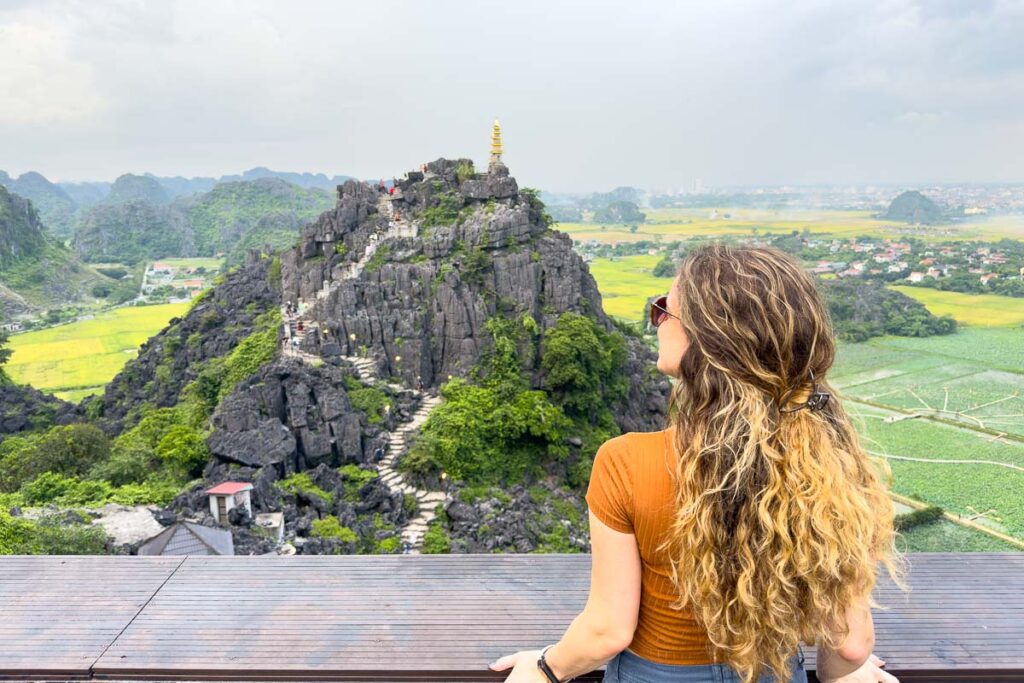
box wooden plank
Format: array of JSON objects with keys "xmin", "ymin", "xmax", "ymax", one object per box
[
  {"xmin": 0, "ymin": 553, "xmax": 1021, "ymax": 681},
  {"xmin": 0, "ymin": 555, "xmax": 183, "ymax": 681},
  {"xmin": 85, "ymin": 553, "xmax": 1024, "ymax": 682}
]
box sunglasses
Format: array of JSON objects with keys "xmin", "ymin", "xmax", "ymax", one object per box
[{"xmin": 649, "ymin": 294, "xmax": 681, "ymax": 328}]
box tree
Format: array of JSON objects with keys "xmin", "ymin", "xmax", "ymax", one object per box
[
  {"xmin": 0, "ymin": 424, "xmax": 111, "ymax": 493},
  {"xmin": 540, "ymin": 313, "xmax": 629, "ymax": 422}
]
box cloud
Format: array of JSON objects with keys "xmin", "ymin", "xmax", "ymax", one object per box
[
  {"xmin": 0, "ymin": 5, "xmax": 105, "ymax": 125},
  {"xmin": 1, "ymin": 0, "xmax": 1022, "ymax": 188}
]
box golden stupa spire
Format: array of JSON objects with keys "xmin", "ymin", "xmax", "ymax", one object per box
[{"xmin": 490, "ymin": 119, "xmax": 503, "ymax": 165}]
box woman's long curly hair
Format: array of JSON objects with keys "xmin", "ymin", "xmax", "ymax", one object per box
[{"xmin": 656, "ymin": 243, "xmax": 909, "ymax": 683}]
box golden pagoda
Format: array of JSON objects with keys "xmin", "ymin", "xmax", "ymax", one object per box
[{"xmin": 489, "ymin": 119, "xmax": 505, "ymax": 172}]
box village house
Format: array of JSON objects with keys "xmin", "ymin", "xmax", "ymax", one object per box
[{"xmin": 206, "ymin": 481, "xmax": 254, "ymax": 525}]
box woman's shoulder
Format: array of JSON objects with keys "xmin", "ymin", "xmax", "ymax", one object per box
[{"xmin": 601, "ymin": 426, "xmax": 674, "ymax": 461}]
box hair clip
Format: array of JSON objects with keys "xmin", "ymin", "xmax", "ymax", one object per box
[{"xmin": 779, "ymin": 369, "xmax": 831, "ymax": 413}]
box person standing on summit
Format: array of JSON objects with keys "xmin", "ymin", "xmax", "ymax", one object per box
[{"xmin": 489, "ymin": 244, "xmax": 907, "ymax": 683}]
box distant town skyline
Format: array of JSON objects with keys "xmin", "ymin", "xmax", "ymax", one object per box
[{"xmin": 2, "ymin": 1, "xmax": 1023, "ymax": 192}]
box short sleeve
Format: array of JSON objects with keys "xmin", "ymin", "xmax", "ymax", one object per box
[{"xmin": 585, "ymin": 438, "xmax": 634, "ymax": 534}]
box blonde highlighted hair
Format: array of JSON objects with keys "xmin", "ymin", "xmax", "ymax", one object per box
[{"xmin": 656, "ymin": 243, "xmax": 908, "ymax": 683}]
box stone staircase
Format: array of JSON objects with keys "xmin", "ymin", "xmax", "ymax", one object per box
[{"xmin": 278, "ymin": 195, "xmax": 447, "ymax": 553}]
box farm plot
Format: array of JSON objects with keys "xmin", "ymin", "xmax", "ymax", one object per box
[
  {"xmin": 848, "ymin": 402, "xmax": 1024, "ymax": 540},
  {"xmin": 585, "ymin": 254, "xmax": 674, "ymax": 321},
  {"xmin": 5, "ymin": 303, "xmax": 190, "ymax": 401},
  {"xmin": 889, "ymin": 286, "xmax": 1024, "ymax": 327},
  {"xmin": 833, "ymin": 329, "xmax": 1024, "ymax": 437}
]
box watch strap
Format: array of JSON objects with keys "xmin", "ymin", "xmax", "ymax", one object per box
[{"xmin": 537, "ymin": 644, "xmax": 562, "ymax": 683}]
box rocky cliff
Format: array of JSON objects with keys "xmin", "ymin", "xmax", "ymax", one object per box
[
  {"xmin": 0, "ymin": 186, "xmax": 114, "ymax": 317},
  {"xmin": 87, "ymin": 157, "xmax": 670, "ymax": 555},
  {"xmin": 0, "ymin": 171, "xmax": 77, "ymax": 240},
  {"xmin": 279, "ymin": 158, "xmax": 667, "ymax": 433}
]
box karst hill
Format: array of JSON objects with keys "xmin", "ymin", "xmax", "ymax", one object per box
[{"xmin": 71, "ymin": 154, "xmax": 669, "ymax": 556}]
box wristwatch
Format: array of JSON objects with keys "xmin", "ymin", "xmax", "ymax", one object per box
[{"xmin": 537, "ymin": 644, "xmax": 572, "ymax": 683}]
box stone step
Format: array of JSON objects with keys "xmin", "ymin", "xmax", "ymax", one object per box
[{"xmin": 419, "ymin": 493, "xmax": 447, "ymax": 504}]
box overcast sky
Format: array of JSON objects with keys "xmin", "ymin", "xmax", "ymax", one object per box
[{"xmin": 2, "ymin": 0, "xmax": 1023, "ymax": 192}]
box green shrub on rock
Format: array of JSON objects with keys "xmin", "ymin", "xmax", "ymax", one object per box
[{"xmin": 311, "ymin": 515, "xmax": 357, "ymax": 543}]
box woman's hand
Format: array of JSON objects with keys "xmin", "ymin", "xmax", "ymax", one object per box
[
  {"xmin": 822, "ymin": 654, "xmax": 899, "ymax": 683},
  {"xmin": 487, "ymin": 649, "xmax": 551, "ymax": 682}
]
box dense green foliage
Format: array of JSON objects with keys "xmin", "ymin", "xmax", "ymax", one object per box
[
  {"xmin": 593, "ymin": 200, "xmax": 646, "ymax": 224},
  {"xmin": 401, "ymin": 315, "xmax": 572, "ymax": 485},
  {"xmin": 338, "ymin": 464, "xmax": 377, "ymax": 503},
  {"xmin": 818, "ymin": 278, "xmax": 957, "ymax": 341},
  {"xmin": 278, "ymin": 472, "xmax": 333, "ymax": 507},
  {"xmin": 894, "ymin": 505, "xmax": 945, "ymax": 531},
  {"xmin": 421, "ymin": 191, "xmax": 464, "ymax": 227},
  {"xmin": 401, "ymin": 313, "xmax": 630, "ymax": 489},
  {"xmin": 0, "ymin": 509, "xmax": 108, "ymax": 554},
  {"xmin": 652, "ymin": 254, "xmax": 677, "ymax": 277},
  {"xmin": 540, "ymin": 312, "xmax": 630, "ymax": 422},
  {"xmin": 311, "ymin": 515, "xmax": 357, "ymax": 542},
  {"xmin": 343, "ymin": 376, "xmax": 392, "ymax": 424},
  {"xmin": 218, "ymin": 309, "xmax": 282, "ymax": 399},
  {"xmin": 0, "ymin": 424, "xmax": 111, "ymax": 493}
]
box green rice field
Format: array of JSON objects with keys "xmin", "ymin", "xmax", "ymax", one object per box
[
  {"xmin": 560, "ymin": 208, "xmax": 1024, "ymax": 244},
  {"xmin": 888, "ymin": 286, "xmax": 1024, "ymax": 327},
  {"xmin": 5, "ymin": 303, "xmax": 190, "ymax": 402},
  {"xmin": 585, "ymin": 254, "xmax": 674, "ymax": 320},
  {"xmin": 832, "ymin": 327, "xmax": 1024, "ymax": 544},
  {"xmin": 847, "ymin": 401, "xmax": 1024, "ymax": 540},
  {"xmin": 155, "ymin": 257, "xmax": 224, "ymax": 270}
]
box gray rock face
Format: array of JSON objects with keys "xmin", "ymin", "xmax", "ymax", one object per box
[
  {"xmin": 279, "ymin": 157, "xmax": 669, "ymax": 435},
  {"xmin": 207, "ymin": 358, "xmax": 383, "ymax": 475},
  {"xmin": 90, "ymin": 252, "xmax": 280, "ymax": 435},
  {"xmin": 0, "ymin": 382, "xmax": 84, "ymax": 435},
  {"xmin": 442, "ymin": 481, "xmax": 592, "ymax": 554}
]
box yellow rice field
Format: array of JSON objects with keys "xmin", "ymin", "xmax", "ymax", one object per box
[
  {"xmin": 888, "ymin": 286, "xmax": 1024, "ymax": 327},
  {"xmin": 5, "ymin": 303, "xmax": 190, "ymax": 401},
  {"xmin": 558, "ymin": 209, "xmax": 1024, "ymax": 244}
]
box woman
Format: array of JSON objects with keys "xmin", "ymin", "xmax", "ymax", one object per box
[{"xmin": 489, "ymin": 244, "xmax": 908, "ymax": 683}]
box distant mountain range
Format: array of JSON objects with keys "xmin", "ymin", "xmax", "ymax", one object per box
[
  {"xmin": 0, "ymin": 168, "xmax": 354, "ymax": 314},
  {"xmin": 71, "ymin": 175, "xmax": 335, "ymax": 264},
  {"xmin": 0, "ymin": 185, "xmax": 112, "ymax": 318},
  {"xmin": 0, "ymin": 168, "xmax": 354, "ymax": 241}
]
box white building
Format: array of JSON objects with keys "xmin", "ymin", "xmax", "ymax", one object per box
[{"xmin": 206, "ymin": 481, "xmax": 253, "ymax": 525}]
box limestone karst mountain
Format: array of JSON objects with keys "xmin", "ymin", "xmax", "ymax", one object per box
[
  {"xmin": 79, "ymin": 156, "xmax": 669, "ymax": 555},
  {"xmin": 0, "ymin": 171, "xmax": 77, "ymax": 240},
  {"xmin": 0, "ymin": 186, "xmax": 113, "ymax": 317},
  {"xmin": 883, "ymin": 190, "xmax": 948, "ymax": 224}
]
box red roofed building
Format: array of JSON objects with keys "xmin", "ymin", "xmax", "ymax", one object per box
[{"xmin": 205, "ymin": 481, "xmax": 253, "ymax": 525}]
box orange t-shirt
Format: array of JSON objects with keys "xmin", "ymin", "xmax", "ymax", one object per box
[{"xmin": 585, "ymin": 426, "xmax": 719, "ymax": 665}]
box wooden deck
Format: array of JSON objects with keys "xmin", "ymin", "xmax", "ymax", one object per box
[{"xmin": 0, "ymin": 553, "xmax": 1022, "ymax": 682}]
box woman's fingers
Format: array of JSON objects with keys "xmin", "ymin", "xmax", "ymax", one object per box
[
  {"xmin": 489, "ymin": 655, "xmax": 516, "ymax": 671},
  {"xmin": 869, "ymin": 654, "xmax": 886, "ymax": 667},
  {"xmin": 877, "ymin": 667, "xmax": 900, "ymax": 683}
]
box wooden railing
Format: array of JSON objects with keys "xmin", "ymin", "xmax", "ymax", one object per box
[{"xmin": 1, "ymin": 553, "xmax": 1022, "ymax": 681}]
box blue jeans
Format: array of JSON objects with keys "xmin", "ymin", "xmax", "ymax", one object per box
[{"xmin": 603, "ymin": 645, "xmax": 807, "ymax": 683}]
